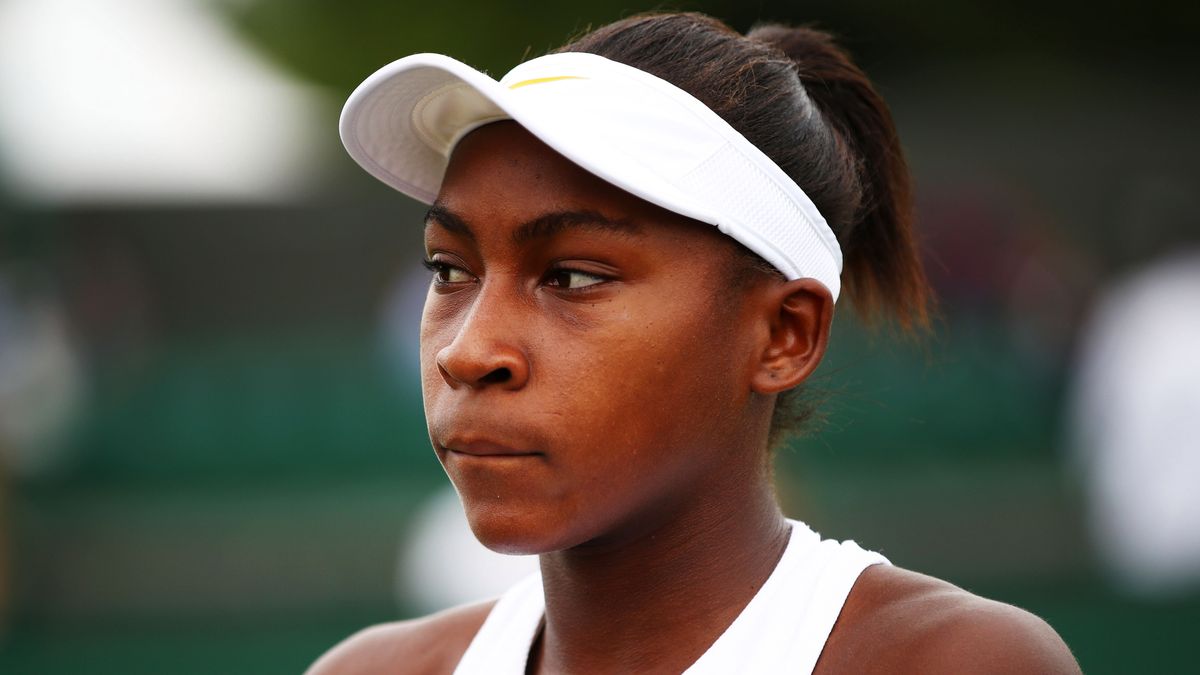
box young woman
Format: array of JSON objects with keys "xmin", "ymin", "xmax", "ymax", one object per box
[{"xmin": 312, "ymin": 12, "xmax": 1081, "ymax": 674}]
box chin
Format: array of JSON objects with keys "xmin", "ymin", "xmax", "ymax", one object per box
[{"xmin": 460, "ymin": 497, "xmax": 581, "ymax": 556}]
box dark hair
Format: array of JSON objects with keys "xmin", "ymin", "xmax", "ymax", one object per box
[{"xmin": 557, "ymin": 13, "xmax": 931, "ymax": 441}]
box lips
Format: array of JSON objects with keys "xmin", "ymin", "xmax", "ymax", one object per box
[
  {"xmin": 446, "ymin": 439, "xmax": 542, "ymax": 457},
  {"xmin": 428, "ymin": 411, "xmax": 550, "ymax": 462},
  {"xmin": 435, "ymin": 426, "xmax": 547, "ymax": 459}
]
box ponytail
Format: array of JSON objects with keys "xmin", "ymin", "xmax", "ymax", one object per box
[{"xmin": 748, "ymin": 24, "xmax": 930, "ymax": 331}]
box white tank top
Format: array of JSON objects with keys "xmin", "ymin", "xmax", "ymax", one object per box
[{"xmin": 453, "ymin": 519, "xmax": 888, "ymax": 674}]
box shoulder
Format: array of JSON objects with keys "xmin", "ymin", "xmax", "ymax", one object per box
[
  {"xmin": 817, "ymin": 564, "xmax": 1081, "ymax": 675},
  {"xmin": 305, "ymin": 600, "xmax": 496, "ymax": 675}
]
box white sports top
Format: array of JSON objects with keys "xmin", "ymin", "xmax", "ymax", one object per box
[{"xmin": 453, "ymin": 519, "xmax": 888, "ymax": 674}]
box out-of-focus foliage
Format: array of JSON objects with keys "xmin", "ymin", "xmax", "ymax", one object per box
[{"xmin": 220, "ymin": 0, "xmax": 1200, "ymax": 93}]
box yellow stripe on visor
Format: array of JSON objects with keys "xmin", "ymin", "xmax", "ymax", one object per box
[{"xmin": 507, "ymin": 75, "xmax": 587, "ymax": 89}]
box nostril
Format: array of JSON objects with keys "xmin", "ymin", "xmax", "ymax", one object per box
[{"xmin": 480, "ymin": 367, "xmax": 511, "ymax": 385}]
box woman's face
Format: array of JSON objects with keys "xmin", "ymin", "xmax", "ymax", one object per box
[{"xmin": 421, "ymin": 121, "xmax": 772, "ymax": 554}]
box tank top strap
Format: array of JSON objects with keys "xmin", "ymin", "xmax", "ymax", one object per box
[
  {"xmin": 453, "ymin": 572, "xmax": 545, "ymax": 675},
  {"xmin": 684, "ymin": 518, "xmax": 889, "ymax": 674}
]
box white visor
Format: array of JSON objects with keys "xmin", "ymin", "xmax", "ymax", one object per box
[{"xmin": 340, "ymin": 51, "xmax": 843, "ymax": 300}]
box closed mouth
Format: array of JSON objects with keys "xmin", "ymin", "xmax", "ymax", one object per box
[{"xmin": 443, "ymin": 440, "xmax": 543, "ymax": 458}]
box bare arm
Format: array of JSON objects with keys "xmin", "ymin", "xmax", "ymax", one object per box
[{"xmin": 305, "ymin": 601, "xmax": 495, "ymax": 675}]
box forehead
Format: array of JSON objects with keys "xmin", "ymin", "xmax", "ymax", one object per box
[{"xmin": 434, "ymin": 121, "xmax": 710, "ymax": 237}]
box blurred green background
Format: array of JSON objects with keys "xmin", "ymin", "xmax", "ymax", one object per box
[{"xmin": 1, "ymin": 0, "xmax": 1198, "ymax": 673}]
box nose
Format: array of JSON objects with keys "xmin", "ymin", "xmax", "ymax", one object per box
[{"xmin": 433, "ymin": 290, "xmax": 531, "ymax": 391}]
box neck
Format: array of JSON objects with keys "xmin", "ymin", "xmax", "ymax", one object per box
[{"xmin": 532, "ymin": 470, "xmax": 790, "ymax": 674}]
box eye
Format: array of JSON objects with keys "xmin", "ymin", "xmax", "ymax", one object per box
[
  {"xmin": 422, "ymin": 257, "xmax": 474, "ymax": 284},
  {"xmin": 544, "ymin": 268, "xmax": 607, "ymax": 290}
]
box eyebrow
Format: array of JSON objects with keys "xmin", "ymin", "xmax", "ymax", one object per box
[
  {"xmin": 424, "ymin": 202, "xmax": 641, "ymax": 246},
  {"xmin": 425, "ymin": 203, "xmax": 474, "ymax": 240}
]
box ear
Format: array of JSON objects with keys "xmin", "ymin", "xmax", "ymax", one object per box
[{"xmin": 749, "ymin": 279, "xmax": 834, "ymax": 394}]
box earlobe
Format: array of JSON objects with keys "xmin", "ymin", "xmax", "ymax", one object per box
[{"xmin": 750, "ymin": 279, "xmax": 833, "ymax": 395}]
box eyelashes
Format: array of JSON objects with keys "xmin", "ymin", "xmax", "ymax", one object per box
[
  {"xmin": 422, "ymin": 257, "xmax": 473, "ymax": 284},
  {"xmin": 422, "ymin": 257, "xmax": 613, "ymax": 292},
  {"xmin": 542, "ymin": 268, "xmax": 608, "ymax": 290}
]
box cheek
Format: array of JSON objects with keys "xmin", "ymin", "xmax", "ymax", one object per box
[
  {"xmin": 553, "ymin": 306, "xmax": 746, "ymax": 453},
  {"xmin": 541, "ymin": 315, "xmax": 747, "ymax": 533},
  {"xmin": 418, "ymin": 290, "xmax": 456, "ymax": 403}
]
